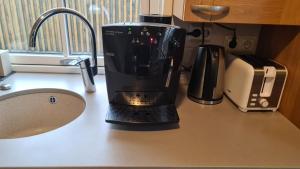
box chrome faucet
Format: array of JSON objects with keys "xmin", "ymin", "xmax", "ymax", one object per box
[{"xmin": 29, "ymin": 8, "xmax": 97, "ymax": 92}]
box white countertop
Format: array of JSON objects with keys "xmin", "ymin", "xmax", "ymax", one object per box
[{"xmin": 1, "ymin": 73, "xmax": 300, "ymax": 169}]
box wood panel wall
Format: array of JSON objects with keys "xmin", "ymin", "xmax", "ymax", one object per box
[{"xmin": 257, "ymin": 25, "xmax": 300, "ymax": 128}]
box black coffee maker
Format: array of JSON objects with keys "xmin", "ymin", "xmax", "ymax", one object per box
[{"xmin": 102, "ymin": 23, "xmax": 186, "ymax": 125}]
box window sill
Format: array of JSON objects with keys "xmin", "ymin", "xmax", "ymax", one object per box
[
  {"xmin": 9, "ymin": 53, "xmax": 105, "ymax": 74},
  {"xmin": 9, "ymin": 53, "xmax": 104, "ymax": 66},
  {"xmin": 12, "ymin": 64, "xmax": 105, "ymax": 75}
]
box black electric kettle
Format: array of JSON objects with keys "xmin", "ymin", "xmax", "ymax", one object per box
[{"xmin": 188, "ymin": 45, "xmax": 225, "ymax": 105}]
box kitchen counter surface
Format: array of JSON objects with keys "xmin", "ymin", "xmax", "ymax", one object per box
[{"xmin": 1, "ymin": 73, "xmax": 300, "ymax": 169}]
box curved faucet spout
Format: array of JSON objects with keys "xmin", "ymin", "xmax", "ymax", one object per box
[
  {"xmin": 29, "ymin": 7, "xmax": 97, "ymax": 75},
  {"xmin": 29, "ymin": 7, "xmax": 98, "ymax": 92}
]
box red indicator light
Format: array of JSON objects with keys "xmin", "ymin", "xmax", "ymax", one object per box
[{"xmin": 150, "ymin": 37, "xmax": 154, "ymax": 44}]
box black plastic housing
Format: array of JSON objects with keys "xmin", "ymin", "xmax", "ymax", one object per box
[{"xmin": 102, "ymin": 23, "xmax": 186, "ymax": 125}]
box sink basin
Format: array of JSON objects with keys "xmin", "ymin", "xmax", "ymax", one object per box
[{"xmin": 0, "ymin": 88, "xmax": 85, "ymax": 139}]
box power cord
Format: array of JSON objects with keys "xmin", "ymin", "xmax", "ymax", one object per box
[
  {"xmin": 183, "ymin": 23, "xmax": 207, "ymax": 72},
  {"xmin": 215, "ymin": 23, "xmax": 237, "ymax": 49},
  {"xmin": 201, "ymin": 23, "xmax": 205, "ymax": 45}
]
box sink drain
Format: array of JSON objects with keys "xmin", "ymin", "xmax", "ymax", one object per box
[{"xmin": 49, "ymin": 96, "xmax": 57, "ymax": 104}]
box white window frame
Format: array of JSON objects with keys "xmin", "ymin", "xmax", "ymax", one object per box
[{"xmin": 10, "ymin": 0, "xmax": 173, "ymax": 74}]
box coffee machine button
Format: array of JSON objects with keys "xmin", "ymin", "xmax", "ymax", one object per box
[
  {"xmin": 143, "ymin": 27, "xmax": 148, "ymax": 32},
  {"xmin": 133, "ymin": 55, "xmax": 137, "ymax": 61},
  {"xmin": 170, "ymin": 40, "xmax": 180, "ymax": 48}
]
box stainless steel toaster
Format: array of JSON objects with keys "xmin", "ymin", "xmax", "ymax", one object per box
[{"xmin": 224, "ymin": 54, "xmax": 287, "ymax": 112}]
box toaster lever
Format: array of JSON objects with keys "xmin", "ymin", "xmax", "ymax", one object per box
[{"xmin": 260, "ymin": 66, "xmax": 276, "ymax": 97}]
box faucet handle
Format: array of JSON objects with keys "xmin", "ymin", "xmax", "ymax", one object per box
[
  {"xmin": 60, "ymin": 57, "xmax": 89, "ymax": 66},
  {"xmin": 77, "ymin": 58, "xmax": 91, "ymax": 69},
  {"xmin": 78, "ymin": 58, "xmax": 96, "ymax": 92},
  {"xmin": 60, "ymin": 58, "xmax": 96, "ymax": 92},
  {"xmin": 60, "ymin": 58, "xmax": 81, "ymax": 66}
]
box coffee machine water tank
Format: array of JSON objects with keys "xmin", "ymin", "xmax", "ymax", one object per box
[{"xmin": 102, "ymin": 23, "xmax": 186, "ymax": 125}]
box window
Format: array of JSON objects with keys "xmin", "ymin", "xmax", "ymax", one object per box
[
  {"xmin": 0, "ymin": 0, "xmax": 142, "ymax": 54},
  {"xmin": 0, "ymin": 0, "xmax": 64, "ymax": 53},
  {"xmin": 66, "ymin": 0, "xmax": 141, "ymax": 55},
  {"xmin": 0, "ymin": 0, "xmax": 168, "ymax": 73}
]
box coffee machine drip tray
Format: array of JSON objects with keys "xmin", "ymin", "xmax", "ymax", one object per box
[{"xmin": 106, "ymin": 104, "xmax": 179, "ymax": 125}]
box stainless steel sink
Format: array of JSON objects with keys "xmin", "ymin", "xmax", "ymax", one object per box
[{"xmin": 0, "ymin": 89, "xmax": 85, "ymax": 139}]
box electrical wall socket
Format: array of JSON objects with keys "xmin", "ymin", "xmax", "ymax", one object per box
[
  {"xmin": 224, "ymin": 36, "xmax": 258, "ymax": 55},
  {"xmin": 185, "ymin": 26, "xmax": 212, "ymax": 48}
]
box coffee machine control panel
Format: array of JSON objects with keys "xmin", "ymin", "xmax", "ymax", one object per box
[
  {"xmin": 102, "ymin": 23, "xmax": 185, "ymax": 77},
  {"xmin": 129, "ymin": 27, "xmax": 162, "ymax": 46}
]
